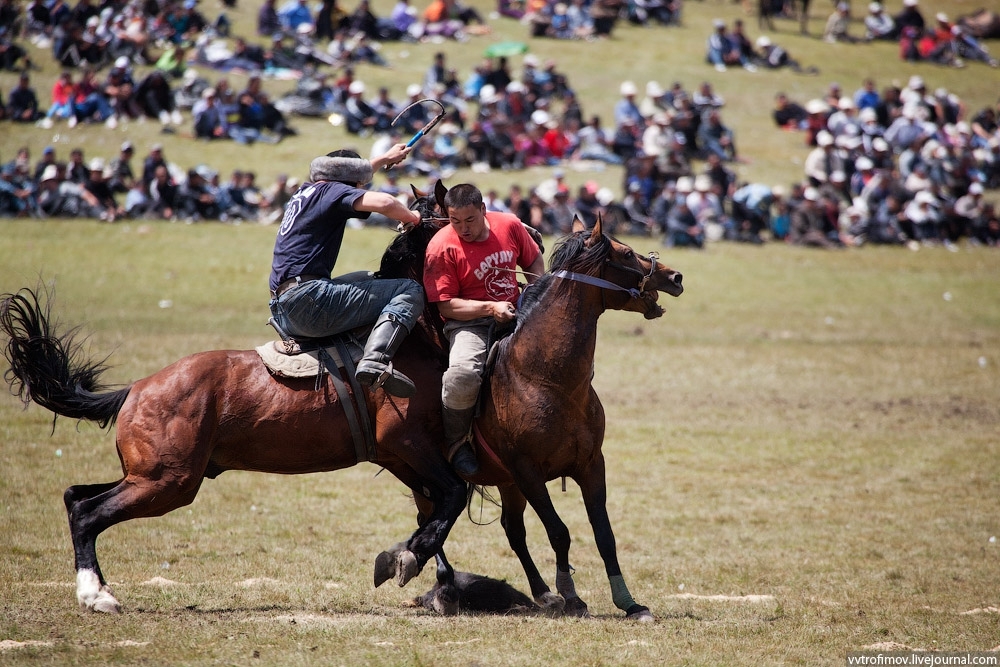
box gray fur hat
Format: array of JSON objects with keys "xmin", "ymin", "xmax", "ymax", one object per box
[{"xmin": 308, "ymin": 156, "xmax": 373, "ymax": 184}]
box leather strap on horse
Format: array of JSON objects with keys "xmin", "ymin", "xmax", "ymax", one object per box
[{"xmin": 318, "ymin": 341, "xmax": 376, "ymax": 463}]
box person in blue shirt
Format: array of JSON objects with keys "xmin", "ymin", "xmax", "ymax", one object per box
[{"xmin": 268, "ymin": 145, "xmax": 424, "ymax": 397}]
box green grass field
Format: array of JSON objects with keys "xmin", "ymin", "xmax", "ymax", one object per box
[
  {"xmin": 1, "ymin": 221, "xmax": 998, "ymax": 665},
  {"xmin": 2, "ymin": 1, "xmax": 1000, "ymax": 664}
]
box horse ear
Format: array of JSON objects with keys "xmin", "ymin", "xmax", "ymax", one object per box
[
  {"xmin": 588, "ymin": 213, "xmax": 605, "ymax": 246},
  {"xmin": 571, "ymin": 216, "xmax": 585, "ymax": 234},
  {"xmin": 411, "ymin": 184, "xmax": 426, "ymax": 200},
  {"xmin": 434, "ymin": 180, "xmax": 448, "ymax": 212}
]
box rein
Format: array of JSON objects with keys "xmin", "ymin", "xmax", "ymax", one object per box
[{"xmin": 552, "ymin": 251, "xmax": 660, "ymax": 299}]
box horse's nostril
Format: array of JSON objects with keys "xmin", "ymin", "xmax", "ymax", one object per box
[{"xmin": 674, "ymin": 272, "xmax": 683, "ymax": 286}]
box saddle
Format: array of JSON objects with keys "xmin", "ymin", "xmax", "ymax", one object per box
[{"xmin": 256, "ymin": 318, "xmax": 375, "ymax": 463}]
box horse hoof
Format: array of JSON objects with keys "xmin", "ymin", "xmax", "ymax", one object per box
[
  {"xmin": 564, "ymin": 596, "xmax": 590, "ymax": 618},
  {"xmin": 626, "ymin": 604, "xmax": 654, "ymax": 623},
  {"xmin": 535, "ymin": 591, "xmax": 565, "ymax": 615},
  {"xmin": 395, "ymin": 550, "xmax": 419, "ymax": 587},
  {"xmin": 90, "ymin": 589, "xmax": 122, "ymax": 614},
  {"xmin": 432, "ymin": 584, "xmax": 460, "ymax": 616},
  {"xmin": 374, "ymin": 550, "xmax": 396, "ymax": 588}
]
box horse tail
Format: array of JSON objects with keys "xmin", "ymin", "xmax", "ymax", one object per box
[{"xmin": 0, "ymin": 287, "xmax": 130, "ymax": 430}]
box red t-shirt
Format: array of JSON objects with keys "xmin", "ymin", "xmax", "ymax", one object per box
[{"xmin": 424, "ymin": 211, "xmax": 540, "ymax": 308}]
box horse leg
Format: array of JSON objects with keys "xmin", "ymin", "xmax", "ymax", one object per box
[
  {"xmin": 65, "ymin": 473, "xmax": 204, "ymax": 613},
  {"xmin": 373, "ymin": 470, "xmax": 466, "ymax": 589},
  {"xmin": 498, "ymin": 484, "xmax": 565, "ymax": 614},
  {"xmin": 576, "ymin": 457, "xmax": 654, "ymax": 622},
  {"xmin": 513, "ymin": 469, "xmax": 590, "ymax": 617}
]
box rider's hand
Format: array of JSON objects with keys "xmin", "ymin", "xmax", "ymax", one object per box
[{"xmin": 491, "ymin": 301, "xmax": 517, "ymax": 323}]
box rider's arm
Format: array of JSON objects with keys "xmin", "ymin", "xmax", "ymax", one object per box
[
  {"xmin": 438, "ymin": 298, "xmax": 516, "ymax": 323},
  {"xmin": 523, "ymin": 253, "xmax": 545, "ymax": 285},
  {"xmin": 354, "ymin": 190, "xmax": 420, "ymax": 225}
]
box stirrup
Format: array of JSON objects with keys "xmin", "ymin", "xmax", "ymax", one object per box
[{"xmin": 358, "ymin": 362, "xmax": 416, "ymax": 398}]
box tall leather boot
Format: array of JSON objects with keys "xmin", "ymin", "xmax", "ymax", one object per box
[
  {"xmin": 355, "ymin": 313, "xmax": 416, "ymax": 398},
  {"xmin": 442, "ymin": 405, "xmax": 479, "ymax": 476}
]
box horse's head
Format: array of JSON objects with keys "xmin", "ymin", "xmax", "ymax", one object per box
[
  {"xmin": 565, "ymin": 215, "xmax": 683, "ymax": 319},
  {"xmin": 376, "ymin": 183, "xmax": 449, "ymax": 282}
]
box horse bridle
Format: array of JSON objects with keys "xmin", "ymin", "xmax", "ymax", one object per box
[{"xmin": 552, "ymin": 251, "xmax": 660, "ymax": 299}]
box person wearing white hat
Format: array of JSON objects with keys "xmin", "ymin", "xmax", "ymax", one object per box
[
  {"xmin": 791, "ymin": 186, "xmax": 840, "ymax": 247},
  {"xmin": 343, "ymin": 80, "xmax": 385, "ymax": 135},
  {"xmin": 824, "ymin": 2, "xmax": 857, "ymax": 43},
  {"xmin": 614, "ymin": 81, "xmax": 644, "ymax": 128},
  {"xmin": 804, "ymin": 130, "xmax": 844, "ymax": 186},
  {"xmin": 864, "ymin": 2, "xmax": 895, "ymax": 41},
  {"xmin": 954, "ymin": 183, "xmax": 986, "ymax": 242},
  {"xmin": 827, "ymin": 97, "xmax": 860, "ymax": 138},
  {"xmin": 902, "ymin": 190, "xmax": 941, "ymax": 244},
  {"xmin": 83, "ymin": 158, "xmax": 121, "ymax": 222},
  {"xmin": 893, "ymin": 0, "xmax": 925, "ymax": 36}
]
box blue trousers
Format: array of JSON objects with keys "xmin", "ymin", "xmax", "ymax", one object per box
[{"xmin": 269, "ymin": 271, "xmax": 424, "ymax": 339}]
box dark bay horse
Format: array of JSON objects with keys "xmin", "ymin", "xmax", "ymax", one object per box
[
  {"xmin": 0, "ymin": 229, "xmax": 465, "ymax": 613},
  {"xmin": 378, "ymin": 194, "xmax": 684, "ymax": 621}
]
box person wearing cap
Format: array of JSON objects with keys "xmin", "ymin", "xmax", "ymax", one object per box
[
  {"xmin": 193, "ymin": 86, "xmax": 229, "ymax": 139},
  {"xmin": 754, "ymin": 36, "xmax": 812, "ymax": 73},
  {"xmin": 948, "ymin": 23, "xmax": 1000, "ymax": 68},
  {"xmin": 902, "ymin": 190, "xmax": 941, "ymax": 243},
  {"xmin": 953, "ymin": 182, "xmax": 986, "ymax": 242},
  {"xmin": 33, "ymin": 146, "xmax": 58, "ymax": 182},
  {"xmin": 269, "ymin": 143, "xmax": 422, "ymax": 398},
  {"xmin": 422, "ymin": 182, "xmax": 544, "ymax": 476},
  {"xmin": 791, "ymin": 187, "xmax": 840, "ymax": 248},
  {"xmin": 664, "ymin": 188, "xmax": 704, "ymax": 248},
  {"xmin": 84, "ymin": 158, "xmax": 121, "ymax": 222},
  {"xmin": 804, "ymin": 131, "xmax": 844, "ymax": 186},
  {"xmin": 864, "ymin": 2, "xmax": 895, "ymax": 41},
  {"xmin": 827, "ymin": 98, "xmax": 860, "ymax": 138},
  {"xmin": 342, "ymin": 80, "xmax": 383, "ymax": 135},
  {"xmin": 824, "ymin": 2, "xmax": 856, "ymax": 44},
  {"xmin": 613, "ymin": 81, "xmax": 643, "ymax": 128},
  {"xmin": 108, "ymin": 142, "xmax": 136, "ymax": 194},
  {"xmin": 731, "ymin": 182, "xmax": 776, "ymax": 244}
]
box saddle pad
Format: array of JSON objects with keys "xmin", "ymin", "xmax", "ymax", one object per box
[{"xmin": 255, "ymin": 341, "xmax": 341, "ymax": 378}]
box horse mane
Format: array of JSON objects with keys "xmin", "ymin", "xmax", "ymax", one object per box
[
  {"xmin": 517, "ymin": 230, "xmax": 612, "ymax": 321},
  {"xmin": 375, "ymin": 220, "xmax": 439, "ymax": 282}
]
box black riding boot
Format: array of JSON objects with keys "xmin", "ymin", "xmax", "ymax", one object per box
[
  {"xmin": 443, "ymin": 405, "xmax": 479, "ymax": 476},
  {"xmin": 355, "ymin": 314, "xmax": 416, "ymax": 398}
]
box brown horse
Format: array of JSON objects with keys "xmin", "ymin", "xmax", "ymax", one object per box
[
  {"xmin": 378, "ymin": 195, "xmax": 684, "ymax": 621},
  {"xmin": 0, "ymin": 227, "xmax": 466, "ymax": 613}
]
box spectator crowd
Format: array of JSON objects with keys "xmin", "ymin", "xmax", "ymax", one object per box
[{"xmin": 0, "ymin": 0, "xmax": 997, "ymax": 247}]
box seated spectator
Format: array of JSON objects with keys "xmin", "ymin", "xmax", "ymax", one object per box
[
  {"xmin": 419, "ymin": 0, "xmax": 483, "ymax": 39},
  {"xmin": 342, "ymin": 79, "xmax": 389, "ymax": 135},
  {"xmin": 589, "ymin": 0, "xmax": 623, "ymax": 39},
  {"xmin": 83, "ymin": 158, "xmax": 122, "ymax": 221},
  {"xmin": 824, "ymin": 3, "xmax": 857, "ymax": 43},
  {"xmin": 706, "ymin": 19, "xmax": 756, "ymax": 72},
  {"xmin": 951, "ymin": 24, "xmax": 999, "ymax": 68},
  {"xmin": 893, "ymin": 0, "xmax": 924, "ymax": 34},
  {"xmin": 804, "ymin": 131, "xmax": 844, "ymax": 185},
  {"xmin": 664, "ymin": 198, "xmax": 704, "ymax": 248},
  {"xmin": 387, "ymin": 0, "xmax": 419, "ymax": 39},
  {"xmin": 107, "ymin": 141, "xmax": 136, "ymax": 194},
  {"xmin": 773, "ymin": 92, "xmax": 808, "ymax": 129},
  {"xmin": 193, "ymin": 87, "xmax": 229, "ymax": 139},
  {"xmin": 864, "ymin": 2, "xmax": 896, "ymax": 41},
  {"xmin": 39, "ymin": 71, "xmax": 76, "ymax": 128},
  {"xmin": 755, "ymin": 36, "xmax": 816, "ymax": 73},
  {"xmin": 156, "ymin": 42, "xmax": 190, "ymax": 79},
  {"xmin": 102, "ymin": 59, "xmax": 140, "ymax": 122},
  {"xmin": 901, "ymin": 190, "xmax": 941, "ymax": 242},
  {"xmin": 7, "ymin": 73, "xmax": 41, "ymax": 122},
  {"xmin": 791, "ymin": 187, "xmax": 841, "ymax": 247},
  {"xmin": 176, "ymin": 167, "xmax": 221, "ymax": 221},
  {"xmin": 33, "ymin": 146, "xmax": 57, "ymax": 181},
  {"xmin": 134, "ymin": 70, "xmax": 184, "ymax": 127},
  {"xmin": 37, "ymin": 164, "xmax": 94, "ymax": 218},
  {"xmin": 149, "ymin": 164, "xmax": 179, "ymax": 219},
  {"xmin": 698, "ymin": 110, "xmax": 738, "ymax": 162}
]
